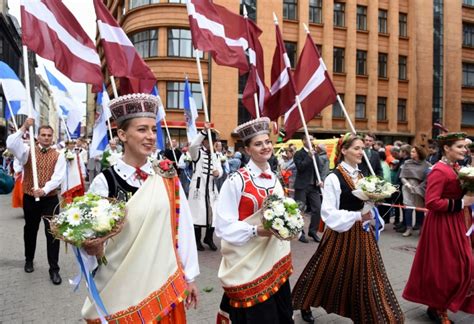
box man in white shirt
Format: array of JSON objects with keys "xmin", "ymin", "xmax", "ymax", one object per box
[{"xmin": 6, "ymin": 118, "xmax": 66, "ymax": 285}]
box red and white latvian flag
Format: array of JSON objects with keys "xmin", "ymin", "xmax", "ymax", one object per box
[
  {"xmin": 187, "ymin": 0, "xmax": 249, "ymax": 72},
  {"xmin": 284, "ymin": 34, "xmax": 337, "ymax": 140},
  {"xmin": 263, "ymin": 23, "xmax": 296, "ymax": 121},
  {"xmin": 93, "ymin": 0, "xmax": 156, "ymax": 94},
  {"xmin": 242, "ymin": 19, "xmax": 269, "ymax": 118},
  {"xmin": 21, "ymin": 0, "xmax": 103, "ymax": 92}
]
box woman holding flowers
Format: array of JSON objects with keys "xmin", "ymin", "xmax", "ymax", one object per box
[
  {"xmin": 292, "ymin": 132, "xmax": 404, "ymax": 324},
  {"xmin": 82, "ymin": 94, "xmax": 199, "ymax": 323},
  {"xmin": 215, "ymin": 117, "xmax": 293, "ymax": 324},
  {"xmin": 403, "ymin": 133, "xmax": 474, "ymax": 323}
]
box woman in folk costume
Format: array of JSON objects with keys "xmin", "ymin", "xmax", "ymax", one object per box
[
  {"xmin": 82, "ymin": 93, "xmax": 200, "ymax": 323},
  {"xmin": 292, "ymin": 133, "xmax": 404, "ymax": 324},
  {"xmin": 215, "ymin": 117, "xmax": 293, "ymax": 324},
  {"xmin": 60, "ymin": 140, "xmax": 86, "ymax": 203},
  {"xmin": 188, "ymin": 124, "xmax": 223, "ymax": 251},
  {"xmin": 403, "ymin": 133, "xmax": 474, "ymax": 324}
]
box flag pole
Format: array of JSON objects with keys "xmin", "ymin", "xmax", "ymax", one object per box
[
  {"xmin": 162, "ymin": 117, "xmax": 178, "ymax": 163},
  {"xmin": 50, "ymin": 94, "xmax": 72, "ymax": 141},
  {"xmin": 273, "ymin": 14, "xmax": 321, "ymax": 184},
  {"xmin": 194, "ymin": 49, "xmax": 215, "ymax": 156},
  {"xmin": 6, "ymin": 103, "xmax": 18, "ymax": 131},
  {"xmin": 243, "ymin": 5, "xmax": 260, "ymax": 119},
  {"xmin": 22, "ymin": 45, "xmax": 40, "ymax": 201}
]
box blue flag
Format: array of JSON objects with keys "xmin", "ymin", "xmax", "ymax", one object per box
[
  {"xmin": 151, "ymin": 86, "xmax": 165, "ymax": 151},
  {"xmin": 90, "ymin": 84, "xmax": 109, "ymax": 158},
  {"xmin": 184, "ymin": 78, "xmax": 198, "ymax": 142},
  {"xmin": 0, "ymin": 61, "xmax": 31, "ymax": 120}
]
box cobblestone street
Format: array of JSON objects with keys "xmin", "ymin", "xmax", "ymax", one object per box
[{"xmin": 1, "ymin": 193, "xmax": 473, "ymax": 323}]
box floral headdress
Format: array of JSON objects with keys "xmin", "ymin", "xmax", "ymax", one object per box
[{"xmin": 436, "ymin": 132, "xmax": 467, "ymax": 146}]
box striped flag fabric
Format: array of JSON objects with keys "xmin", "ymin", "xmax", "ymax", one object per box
[
  {"xmin": 21, "ymin": 0, "xmax": 103, "ymax": 91},
  {"xmin": 242, "ymin": 18, "xmax": 269, "ymax": 118},
  {"xmin": 90, "ymin": 86, "xmax": 110, "ymax": 158},
  {"xmin": 283, "ymin": 34, "xmax": 337, "ymax": 140},
  {"xmin": 184, "ymin": 78, "xmax": 198, "ymax": 142},
  {"xmin": 44, "ymin": 66, "xmax": 83, "ymax": 135},
  {"xmin": 0, "ymin": 61, "xmax": 34, "ymax": 120},
  {"xmin": 93, "ymin": 0, "xmax": 156, "ymax": 94},
  {"xmin": 264, "ymin": 22, "xmax": 296, "ymax": 121},
  {"xmin": 187, "ymin": 0, "xmax": 249, "ymax": 71}
]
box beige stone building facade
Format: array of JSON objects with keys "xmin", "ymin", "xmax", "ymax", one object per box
[{"xmin": 94, "ymin": 0, "xmax": 474, "ymax": 148}]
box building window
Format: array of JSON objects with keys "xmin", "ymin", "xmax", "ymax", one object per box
[
  {"xmin": 357, "ymin": 6, "xmax": 367, "ymax": 31},
  {"xmin": 377, "ymin": 97, "xmax": 387, "ymax": 121},
  {"xmin": 284, "ymin": 41, "xmax": 297, "ymax": 68},
  {"xmin": 464, "ymin": 0, "xmax": 474, "ymax": 6},
  {"xmin": 399, "ymin": 55, "xmax": 407, "ymax": 80},
  {"xmin": 168, "ymin": 28, "xmax": 202, "ymax": 58},
  {"xmin": 378, "ymin": 53, "xmax": 388, "ymax": 78},
  {"xmin": 309, "ymin": 0, "xmax": 322, "ymax": 24},
  {"xmin": 129, "ymin": 0, "xmax": 159, "ymax": 10},
  {"xmin": 283, "ymin": 0, "xmax": 297, "ymax": 20},
  {"xmin": 379, "ymin": 9, "xmax": 388, "ymax": 34},
  {"xmin": 333, "ymin": 94, "xmax": 344, "ymax": 118},
  {"xmin": 463, "ymin": 23, "xmax": 474, "ymax": 47},
  {"xmin": 333, "ymin": 47, "xmax": 345, "ymax": 73},
  {"xmin": 399, "ymin": 13, "xmax": 407, "ymax": 37},
  {"xmin": 334, "ymin": 2, "xmax": 345, "ymax": 27},
  {"xmin": 240, "ymin": 0, "xmax": 257, "ymax": 21},
  {"xmin": 355, "ymin": 95, "xmax": 366, "ymax": 119},
  {"xmin": 169, "ymin": 0, "xmax": 186, "ymax": 3},
  {"xmin": 398, "ymin": 99, "xmax": 407, "ymax": 121},
  {"xmin": 356, "ymin": 50, "xmax": 367, "ymax": 76},
  {"xmin": 166, "ymin": 81, "xmax": 203, "ymax": 110},
  {"xmin": 463, "ymin": 63, "xmax": 474, "ymax": 86},
  {"xmin": 462, "ymin": 103, "xmax": 474, "ymax": 125},
  {"xmin": 130, "ymin": 29, "xmax": 158, "ymax": 58}
]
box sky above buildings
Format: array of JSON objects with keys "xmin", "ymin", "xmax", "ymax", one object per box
[{"xmin": 8, "ymin": 0, "xmax": 98, "ymax": 113}]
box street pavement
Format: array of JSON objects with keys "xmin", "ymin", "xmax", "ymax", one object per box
[{"xmin": 1, "ymin": 192, "xmax": 474, "ymax": 323}]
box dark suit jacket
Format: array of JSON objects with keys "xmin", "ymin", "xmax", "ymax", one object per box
[
  {"xmin": 164, "ymin": 148, "xmax": 182, "ymax": 164},
  {"xmin": 294, "ymin": 148, "xmax": 323, "ymax": 190},
  {"xmin": 358, "ymin": 149, "xmax": 383, "ymax": 177}
]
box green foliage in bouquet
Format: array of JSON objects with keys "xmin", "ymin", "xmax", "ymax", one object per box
[
  {"xmin": 458, "ymin": 166, "xmax": 474, "ymax": 193},
  {"xmin": 52, "ymin": 193, "xmax": 126, "ymax": 247}
]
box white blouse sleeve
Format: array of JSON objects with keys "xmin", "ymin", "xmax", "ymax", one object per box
[
  {"xmin": 321, "ymin": 173, "xmax": 362, "ymax": 233},
  {"xmin": 6, "ymin": 130, "xmax": 29, "ymax": 165},
  {"xmin": 215, "ymin": 173, "xmax": 257, "ymax": 246},
  {"xmin": 87, "ymin": 173, "xmax": 109, "ymax": 197},
  {"xmin": 177, "ymin": 184, "xmax": 200, "ymax": 282}
]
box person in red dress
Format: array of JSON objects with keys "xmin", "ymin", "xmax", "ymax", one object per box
[{"xmin": 403, "ymin": 132, "xmax": 474, "ymax": 323}]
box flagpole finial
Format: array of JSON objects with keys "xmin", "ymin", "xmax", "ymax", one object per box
[
  {"xmin": 243, "ymin": 4, "xmax": 248, "ymax": 18},
  {"xmin": 303, "ymin": 23, "xmax": 310, "ymax": 34},
  {"xmin": 273, "ymin": 12, "xmax": 279, "ymax": 25},
  {"xmin": 184, "ymin": 73, "xmax": 189, "ymax": 80}
]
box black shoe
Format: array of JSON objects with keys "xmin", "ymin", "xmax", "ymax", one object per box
[
  {"xmin": 203, "ymin": 237, "xmax": 218, "ymax": 251},
  {"xmin": 301, "ymin": 309, "xmax": 315, "ymax": 323},
  {"xmin": 396, "ymin": 225, "xmax": 407, "ymax": 233},
  {"xmin": 394, "ymin": 222, "xmax": 403, "ymax": 229},
  {"xmin": 24, "ymin": 261, "xmax": 34, "ymax": 273},
  {"xmin": 50, "ymin": 271, "xmax": 62, "ymax": 285},
  {"xmin": 196, "ymin": 241, "xmax": 205, "ymax": 251},
  {"xmin": 308, "ymin": 232, "xmax": 321, "ymax": 243},
  {"xmin": 299, "ymin": 235, "xmax": 309, "ymax": 243},
  {"xmin": 413, "ymin": 224, "xmax": 421, "ymax": 231}
]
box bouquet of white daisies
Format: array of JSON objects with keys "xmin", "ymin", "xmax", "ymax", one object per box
[
  {"xmin": 458, "ymin": 166, "xmax": 474, "ymax": 193},
  {"xmin": 352, "ymin": 176, "xmax": 398, "ymax": 202},
  {"xmin": 49, "ymin": 194, "xmax": 126, "ymax": 263},
  {"xmin": 260, "ymin": 194, "xmax": 304, "ymax": 240}
]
